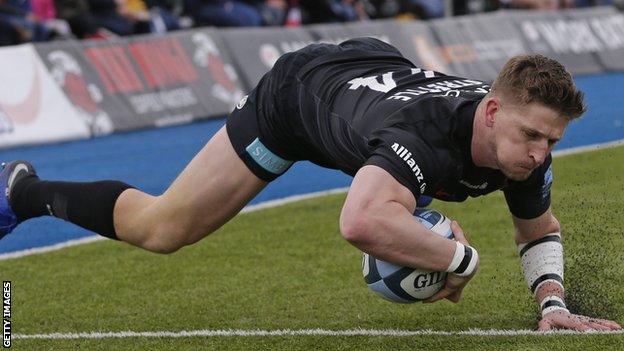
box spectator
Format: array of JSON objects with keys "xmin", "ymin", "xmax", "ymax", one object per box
[
  {"xmin": 0, "ymin": 18, "xmax": 21, "ymax": 46},
  {"xmin": 121, "ymin": 0, "xmax": 181, "ymax": 33},
  {"xmin": 30, "ymin": 0, "xmax": 73, "ymax": 38},
  {"xmin": 87, "ymin": 0, "xmax": 179, "ymax": 36},
  {"xmin": 31, "ymin": 0, "xmax": 54, "ymax": 20},
  {"xmin": 405, "ymin": 0, "xmax": 444, "ymax": 19},
  {"xmin": 498, "ymin": 0, "xmax": 575, "ymax": 10},
  {"xmin": 363, "ymin": 0, "xmax": 444, "ymax": 20},
  {"xmin": 452, "ymin": 0, "xmax": 498, "ymax": 16},
  {"xmin": 283, "ymin": 0, "xmax": 301, "ymax": 26},
  {"xmin": 185, "ymin": 0, "xmax": 262, "ymax": 27},
  {"xmin": 573, "ymin": 0, "xmax": 614, "ymax": 6},
  {"xmin": 245, "ymin": 0, "xmax": 287, "ymax": 26},
  {"xmin": 0, "ymin": 0, "xmax": 53, "ymax": 42},
  {"xmin": 363, "ymin": 0, "xmax": 400, "ymax": 19},
  {"xmin": 87, "ymin": 0, "xmax": 136, "ymax": 35},
  {"xmin": 54, "ymin": 0, "xmax": 103, "ymax": 38},
  {"xmin": 300, "ymin": 0, "xmax": 367, "ymax": 23},
  {"xmin": 144, "ymin": 0, "xmax": 181, "ymax": 32}
]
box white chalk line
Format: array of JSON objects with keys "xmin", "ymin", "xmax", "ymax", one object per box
[
  {"xmin": 1, "ymin": 138, "xmax": 623, "ymax": 261},
  {"xmin": 12, "ymin": 328, "xmax": 624, "ymax": 340},
  {"xmin": 552, "ymin": 139, "xmax": 624, "ymax": 157},
  {"xmin": 0, "ymin": 236, "xmax": 104, "ymax": 261}
]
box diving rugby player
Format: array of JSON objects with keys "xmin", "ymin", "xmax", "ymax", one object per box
[{"xmin": 1, "ymin": 38, "xmax": 619, "ymax": 331}]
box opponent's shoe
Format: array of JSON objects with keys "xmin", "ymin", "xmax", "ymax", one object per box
[{"xmin": 0, "ymin": 161, "xmax": 36, "ymax": 239}]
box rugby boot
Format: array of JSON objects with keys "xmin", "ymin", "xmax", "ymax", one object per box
[{"xmin": 0, "ymin": 161, "xmax": 36, "ymax": 239}]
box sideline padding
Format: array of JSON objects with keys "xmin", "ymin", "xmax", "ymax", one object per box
[
  {"xmin": 470, "ymin": 12, "xmax": 528, "ymax": 81},
  {"xmin": 565, "ymin": 7, "xmax": 624, "ymax": 71},
  {"xmin": 35, "ymin": 29, "xmax": 246, "ymax": 133},
  {"xmin": 36, "ymin": 39, "xmax": 124, "ymax": 136},
  {"xmin": 218, "ymin": 26, "xmax": 315, "ymax": 88},
  {"xmin": 0, "ymin": 44, "xmax": 90, "ymax": 149},
  {"xmin": 428, "ymin": 14, "xmax": 527, "ymax": 82},
  {"xmin": 394, "ymin": 21, "xmax": 454, "ymax": 74},
  {"xmin": 308, "ymin": 20, "xmax": 447, "ymax": 72},
  {"xmin": 509, "ymin": 9, "xmax": 605, "ymax": 75}
]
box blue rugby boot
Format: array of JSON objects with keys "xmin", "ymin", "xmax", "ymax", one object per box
[{"xmin": 0, "ymin": 161, "xmax": 36, "ymax": 239}]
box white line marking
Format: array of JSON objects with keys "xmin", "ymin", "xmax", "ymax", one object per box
[
  {"xmin": 240, "ymin": 187, "xmax": 349, "ymax": 213},
  {"xmin": 0, "ymin": 236, "xmax": 105, "ymax": 260},
  {"xmin": 552, "ymin": 139, "xmax": 624, "ymax": 157},
  {"xmin": 13, "ymin": 328, "xmax": 624, "ymax": 339},
  {"xmin": 1, "ymin": 138, "xmax": 623, "ymax": 261}
]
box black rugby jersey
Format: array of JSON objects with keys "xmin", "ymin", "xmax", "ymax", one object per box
[{"xmin": 272, "ymin": 43, "xmax": 553, "ymax": 219}]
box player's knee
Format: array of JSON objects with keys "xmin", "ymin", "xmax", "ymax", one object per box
[
  {"xmin": 149, "ymin": 243, "xmax": 180, "ymax": 255},
  {"xmin": 145, "ymin": 222, "xmax": 200, "ymax": 254}
]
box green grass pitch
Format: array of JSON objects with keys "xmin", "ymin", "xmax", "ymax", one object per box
[{"xmin": 2, "ymin": 145, "xmax": 623, "ymax": 350}]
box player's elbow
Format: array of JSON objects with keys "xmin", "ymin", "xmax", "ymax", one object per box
[{"xmin": 340, "ymin": 209, "xmax": 376, "ymax": 247}]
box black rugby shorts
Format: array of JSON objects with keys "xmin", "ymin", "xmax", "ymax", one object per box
[
  {"xmin": 226, "ymin": 43, "xmax": 343, "ymax": 182},
  {"xmin": 226, "ymin": 86, "xmax": 294, "ymax": 182},
  {"xmin": 226, "ymin": 37, "xmax": 403, "ymax": 182}
]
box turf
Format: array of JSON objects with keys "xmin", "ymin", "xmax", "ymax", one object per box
[
  {"xmin": 13, "ymin": 335, "xmax": 624, "ymax": 351},
  {"xmin": 2, "ymin": 145, "xmax": 624, "ymax": 350}
]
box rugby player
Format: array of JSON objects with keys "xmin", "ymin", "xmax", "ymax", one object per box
[{"xmin": 1, "ymin": 37, "xmax": 620, "ymax": 331}]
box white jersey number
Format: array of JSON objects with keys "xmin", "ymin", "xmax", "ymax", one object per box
[{"xmin": 347, "ymin": 72, "xmax": 397, "ymax": 93}]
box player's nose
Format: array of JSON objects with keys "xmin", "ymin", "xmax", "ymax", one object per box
[{"xmin": 529, "ymin": 147, "xmax": 548, "ymax": 167}]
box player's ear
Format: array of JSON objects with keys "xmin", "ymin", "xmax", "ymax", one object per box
[{"xmin": 484, "ymin": 97, "xmax": 500, "ymax": 128}]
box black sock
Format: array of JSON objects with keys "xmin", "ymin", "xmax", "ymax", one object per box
[{"xmin": 11, "ymin": 176, "xmax": 134, "ymax": 240}]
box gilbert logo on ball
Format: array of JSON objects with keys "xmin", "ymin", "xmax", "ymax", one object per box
[{"xmin": 362, "ymin": 209, "xmax": 454, "ymax": 303}]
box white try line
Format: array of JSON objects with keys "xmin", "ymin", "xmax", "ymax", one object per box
[
  {"xmin": 13, "ymin": 328, "xmax": 624, "ymax": 339},
  {"xmin": 1, "ymin": 138, "xmax": 623, "ymax": 261}
]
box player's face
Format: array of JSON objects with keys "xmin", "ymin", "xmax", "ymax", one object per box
[{"xmin": 492, "ymin": 101, "xmax": 567, "ymax": 181}]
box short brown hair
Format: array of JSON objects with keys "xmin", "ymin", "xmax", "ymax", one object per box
[{"xmin": 491, "ymin": 54, "xmax": 586, "ymax": 120}]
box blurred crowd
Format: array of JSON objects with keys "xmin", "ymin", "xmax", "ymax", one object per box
[{"xmin": 0, "ymin": 0, "xmax": 621, "ymax": 46}]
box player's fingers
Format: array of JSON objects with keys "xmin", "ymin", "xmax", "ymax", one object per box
[
  {"xmin": 446, "ymin": 289, "xmax": 462, "ymax": 303},
  {"xmin": 587, "ymin": 321, "xmax": 611, "ymax": 331},
  {"xmin": 588, "ymin": 318, "xmax": 621, "ymax": 330},
  {"xmin": 560, "ymin": 318, "xmax": 592, "ymax": 332},
  {"xmin": 543, "ymin": 312, "xmax": 593, "ymax": 332},
  {"xmin": 423, "ymin": 290, "xmax": 450, "ymax": 303},
  {"xmin": 423, "ymin": 287, "xmax": 454, "ymax": 303},
  {"xmin": 538, "ymin": 319, "xmax": 552, "ymax": 331},
  {"xmin": 576, "ymin": 324, "xmax": 593, "ymax": 332},
  {"xmin": 450, "ymin": 221, "xmax": 469, "ymax": 246}
]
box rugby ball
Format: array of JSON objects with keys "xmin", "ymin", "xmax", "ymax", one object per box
[{"xmin": 362, "ymin": 209, "xmax": 454, "ymax": 303}]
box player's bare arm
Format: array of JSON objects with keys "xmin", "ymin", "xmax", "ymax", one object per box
[
  {"xmin": 341, "ymin": 164, "xmax": 478, "ymax": 302},
  {"xmin": 513, "ymin": 208, "xmax": 621, "ymax": 331},
  {"xmin": 341, "ymin": 164, "xmax": 456, "ymax": 270}
]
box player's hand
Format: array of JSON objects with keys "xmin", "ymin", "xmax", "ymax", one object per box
[
  {"xmin": 424, "ymin": 221, "xmax": 478, "ymax": 304},
  {"xmin": 538, "ymin": 310, "xmax": 621, "ymax": 332}
]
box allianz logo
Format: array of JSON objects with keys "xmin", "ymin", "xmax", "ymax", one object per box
[{"xmin": 391, "ymin": 142, "xmax": 426, "ymax": 194}]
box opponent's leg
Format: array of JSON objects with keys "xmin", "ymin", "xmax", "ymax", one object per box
[{"xmin": 113, "ymin": 125, "xmax": 267, "ymax": 253}]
